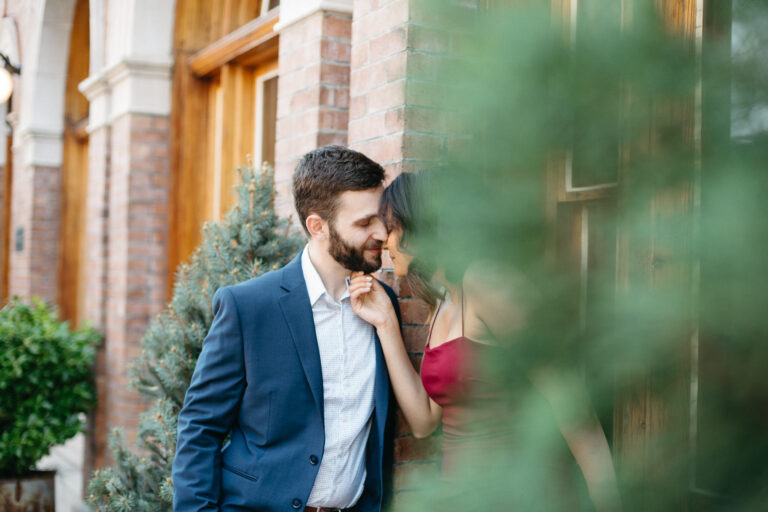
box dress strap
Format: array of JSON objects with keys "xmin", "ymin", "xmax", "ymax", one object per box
[
  {"xmin": 460, "ymin": 288, "xmax": 465, "ymax": 337},
  {"xmin": 426, "ymin": 299, "xmax": 443, "ymax": 349}
]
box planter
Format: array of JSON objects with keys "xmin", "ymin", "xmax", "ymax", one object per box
[{"xmin": 0, "ymin": 470, "xmax": 55, "ymax": 511}]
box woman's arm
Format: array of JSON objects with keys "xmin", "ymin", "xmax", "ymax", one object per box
[
  {"xmin": 350, "ymin": 273, "xmax": 442, "ymax": 438},
  {"xmin": 465, "ymin": 263, "xmax": 622, "ymax": 510},
  {"xmin": 530, "ymin": 369, "xmax": 622, "ymax": 512}
]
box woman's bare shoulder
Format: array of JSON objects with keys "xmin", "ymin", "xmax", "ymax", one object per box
[{"xmin": 462, "ymin": 259, "xmax": 538, "ymax": 341}]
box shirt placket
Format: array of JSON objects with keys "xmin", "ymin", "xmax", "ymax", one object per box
[{"xmin": 335, "ymin": 298, "xmax": 346, "ymax": 498}]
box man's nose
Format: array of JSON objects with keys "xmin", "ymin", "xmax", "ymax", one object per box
[{"xmin": 371, "ymin": 218, "xmax": 387, "ymax": 242}]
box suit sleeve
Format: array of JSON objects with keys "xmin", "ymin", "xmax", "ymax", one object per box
[
  {"xmin": 381, "ymin": 281, "xmax": 403, "ymax": 327},
  {"xmin": 379, "ymin": 280, "xmax": 401, "ymax": 508},
  {"xmin": 173, "ymin": 287, "xmax": 245, "ymax": 511}
]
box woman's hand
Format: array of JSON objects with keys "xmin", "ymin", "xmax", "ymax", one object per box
[{"xmin": 349, "ymin": 271, "xmax": 397, "ymax": 331}]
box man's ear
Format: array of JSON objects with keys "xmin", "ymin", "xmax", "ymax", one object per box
[{"xmin": 305, "ymin": 214, "xmax": 327, "ymax": 240}]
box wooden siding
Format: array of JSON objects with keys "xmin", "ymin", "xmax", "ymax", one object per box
[
  {"xmin": 168, "ymin": 0, "xmax": 278, "ymax": 296},
  {"xmin": 57, "ymin": 0, "xmax": 90, "ymax": 326}
]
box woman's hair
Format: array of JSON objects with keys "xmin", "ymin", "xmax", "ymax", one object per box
[{"xmin": 379, "ymin": 172, "xmax": 444, "ymax": 310}]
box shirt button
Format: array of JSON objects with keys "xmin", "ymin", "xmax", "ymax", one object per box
[
  {"xmin": 309, "ymin": 454, "xmax": 319, "ymax": 465},
  {"xmin": 291, "ymin": 498, "xmax": 302, "ymax": 509}
]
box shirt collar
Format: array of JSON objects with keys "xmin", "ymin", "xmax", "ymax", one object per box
[{"xmin": 301, "ymin": 245, "xmax": 350, "ymax": 305}]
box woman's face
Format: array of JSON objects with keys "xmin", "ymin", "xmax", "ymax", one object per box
[{"xmin": 385, "ymin": 227, "xmax": 413, "ymax": 277}]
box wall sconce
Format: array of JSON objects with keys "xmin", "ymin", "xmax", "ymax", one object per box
[{"xmin": 0, "ymin": 51, "xmax": 20, "ymax": 104}]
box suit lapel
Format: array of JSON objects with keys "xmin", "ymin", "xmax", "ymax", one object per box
[
  {"xmin": 278, "ymin": 254, "xmax": 324, "ymax": 422},
  {"xmin": 373, "ymin": 332, "xmax": 389, "ymax": 447}
]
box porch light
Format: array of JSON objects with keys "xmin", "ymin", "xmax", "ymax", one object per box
[{"xmin": 0, "ymin": 51, "xmax": 20, "ymax": 104}]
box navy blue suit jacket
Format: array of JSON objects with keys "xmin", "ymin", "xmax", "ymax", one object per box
[{"xmin": 173, "ymin": 252, "xmax": 399, "ymax": 511}]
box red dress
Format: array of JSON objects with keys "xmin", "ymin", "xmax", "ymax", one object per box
[
  {"xmin": 419, "ymin": 300, "xmax": 513, "ymax": 477},
  {"xmin": 419, "ymin": 299, "xmax": 593, "ymax": 506}
]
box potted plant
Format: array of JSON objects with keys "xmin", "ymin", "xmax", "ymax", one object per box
[{"xmin": 0, "ymin": 297, "xmax": 100, "ymax": 511}]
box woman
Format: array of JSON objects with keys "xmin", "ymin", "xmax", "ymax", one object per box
[{"xmin": 350, "ymin": 172, "xmax": 621, "ymax": 510}]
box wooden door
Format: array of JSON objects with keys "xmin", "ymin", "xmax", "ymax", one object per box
[
  {"xmin": 691, "ymin": 1, "xmax": 768, "ymax": 508},
  {"xmin": 57, "ymin": 0, "xmax": 90, "ymax": 326}
]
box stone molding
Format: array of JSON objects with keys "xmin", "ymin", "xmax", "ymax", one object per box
[
  {"xmin": 77, "ymin": 54, "xmax": 173, "ymax": 132},
  {"xmin": 78, "ymin": 75, "xmax": 111, "ymax": 133},
  {"xmin": 274, "ymin": 0, "xmax": 353, "ymax": 32},
  {"xmin": 13, "ymin": 128, "xmax": 64, "ymax": 168},
  {"xmin": 104, "ymin": 56, "xmax": 173, "ymax": 121}
]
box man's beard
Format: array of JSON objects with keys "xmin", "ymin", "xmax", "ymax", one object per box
[{"xmin": 328, "ymin": 223, "xmax": 382, "ymax": 274}]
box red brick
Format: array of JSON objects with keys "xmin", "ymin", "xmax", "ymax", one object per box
[
  {"xmin": 400, "ymin": 298, "xmax": 430, "ymax": 324},
  {"xmin": 384, "ymin": 51, "xmax": 407, "ymax": 81},
  {"xmin": 353, "ymin": 0, "xmax": 407, "ymax": 41},
  {"xmin": 317, "ymin": 131, "xmax": 348, "ymax": 147},
  {"xmin": 353, "ymin": 0, "xmax": 380, "ymax": 19},
  {"xmin": 367, "ymin": 79, "xmax": 405, "ymax": 113},
  {"xmin": 323, "ymin": 14, "xmax": 352, "ymax": 40},
  {"xmin": 361, "ymin": 133, "xmax": 403, "ymax": 163},
  {"xmin": 394, "ymin": 274, "xmax": 411, "ymax": 296},
  {"xmin": 351, "ymin": 41, "xmax": 369, "ymax": 68},
  {"xmin": 280, "ymin": 45, "xmax": 317, "ymax": 73},
  {"xmin": 319, "ymin": 85, "xmax": 350, "ymax": 109},
  {"xmin": 368, "ymin": 27, "xmax": 407, "ymax": 64},
  {"xmin": 351, "ymin": 60, "xmax": 387, "ymax": 93},
  {"xmin": 318, "ymin": 108, "xmax": 349, "ymax": 131},
  {"xmin": 349, "ymin": 93, "xmax": 368, "ymax": 120},
  {"xmin": 403, "ymin": 324, "xmax": 429, "ymax": 353},
  {"xmin": 321, "ymin": 39, "xmax": 351, "ymax": 63},
  {"xmin": 130, "ymin": 116, "xmax": 153, "ymax": 130},
  {"xmin": 394, "ymin": 434, "xmax": 441, "ymax": 462},
  {"xmin": 320, "ymin": 62, "xmax": 350, "ymax": 85},
  {"xmin": 348, "ymin": 111, "xmax": 385, "ymax": 142}
]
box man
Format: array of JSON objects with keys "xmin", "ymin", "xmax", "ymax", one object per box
[{"xmin": 173, "ymin": 145, "xmax": 400, "ymax": 512}]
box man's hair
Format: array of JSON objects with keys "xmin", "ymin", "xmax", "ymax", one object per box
[{"xmin": 292, "ymin": 145, "xmax": 385, "ymax": 234}]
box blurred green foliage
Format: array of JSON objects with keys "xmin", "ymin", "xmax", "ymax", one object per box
[
  {"xmin": 0, "ymin": 297, "xmax": 100, "ymax": 476},
  {"xmin": 396, "ymin": 0, "xmax": 768, "ymax": 510}
]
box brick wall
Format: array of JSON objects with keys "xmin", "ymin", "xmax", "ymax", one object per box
[
  {"xmin": 83, "ymin": 125, "xmax": 110, "ymax": 471},
  {"xmin": 349, "ymin": 0, "xmax": 476, "ymax": 494},
  {"xmin": 8, "ymin": 158, "xmax": 61, "ymax": 303},
  {"xmin": 349, "ymin": 0, "xmax": 465, "ymax": 180},
  {"xmin": 100, "ymin": 113, "xmax": 170, "ymax": 456},
  {"xmin": 83, "ymin": 126, "xmax": 110, "ymax": 330},
  {"xmin": 349, "ymin": 0, "xmax": 409, "ymax": 178},
  {"xmin": 274, "ymin": 10, "xmax": 353, "ymax": 220}
]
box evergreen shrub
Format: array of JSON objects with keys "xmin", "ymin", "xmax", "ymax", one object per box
[{"xmin": 0, "ymin": 298, "xmax": 100, "ymax": 476}]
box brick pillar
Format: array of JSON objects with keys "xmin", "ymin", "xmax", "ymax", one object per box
[
  {"xmin": 80, "ymin": 78, "xmax": 111, "ymax": 331},
  {"xmin": 79, "ymin": 76, "xmax": 111, "ymax": 471},
  {"xmin": 349, "ymin": 0, "xmax": 472, "ymax": 498},
  {"xmin": 7, "ymin": 140, "xmax": 62, "ymax": 303},
  {"xmin": 274, "ymin": 1, "xmax": 353, "ymax": 219},
  {"xmin": 103, "ymin": 111, "xmax": 169, "ymax": 447},
  {"xmin": 349, "ymin": 0, "xmax": 457, "ymax": 179},
  {"xmin": 80, "ymin": 54, "xmax": 173, "ymax": 466}
]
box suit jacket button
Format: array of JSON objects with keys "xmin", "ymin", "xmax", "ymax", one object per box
[
  {"xmin": 309, "ymin": 454, "xmax": 319, "ymax": 465},
  {"xmin": 292, "ymin": 498, "xmax": 302, "ymax": 509}
]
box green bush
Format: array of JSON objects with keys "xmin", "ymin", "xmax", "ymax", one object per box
[{"xmin": 0, "ymin": 297, "xmax": 100, "ymax": 476}]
